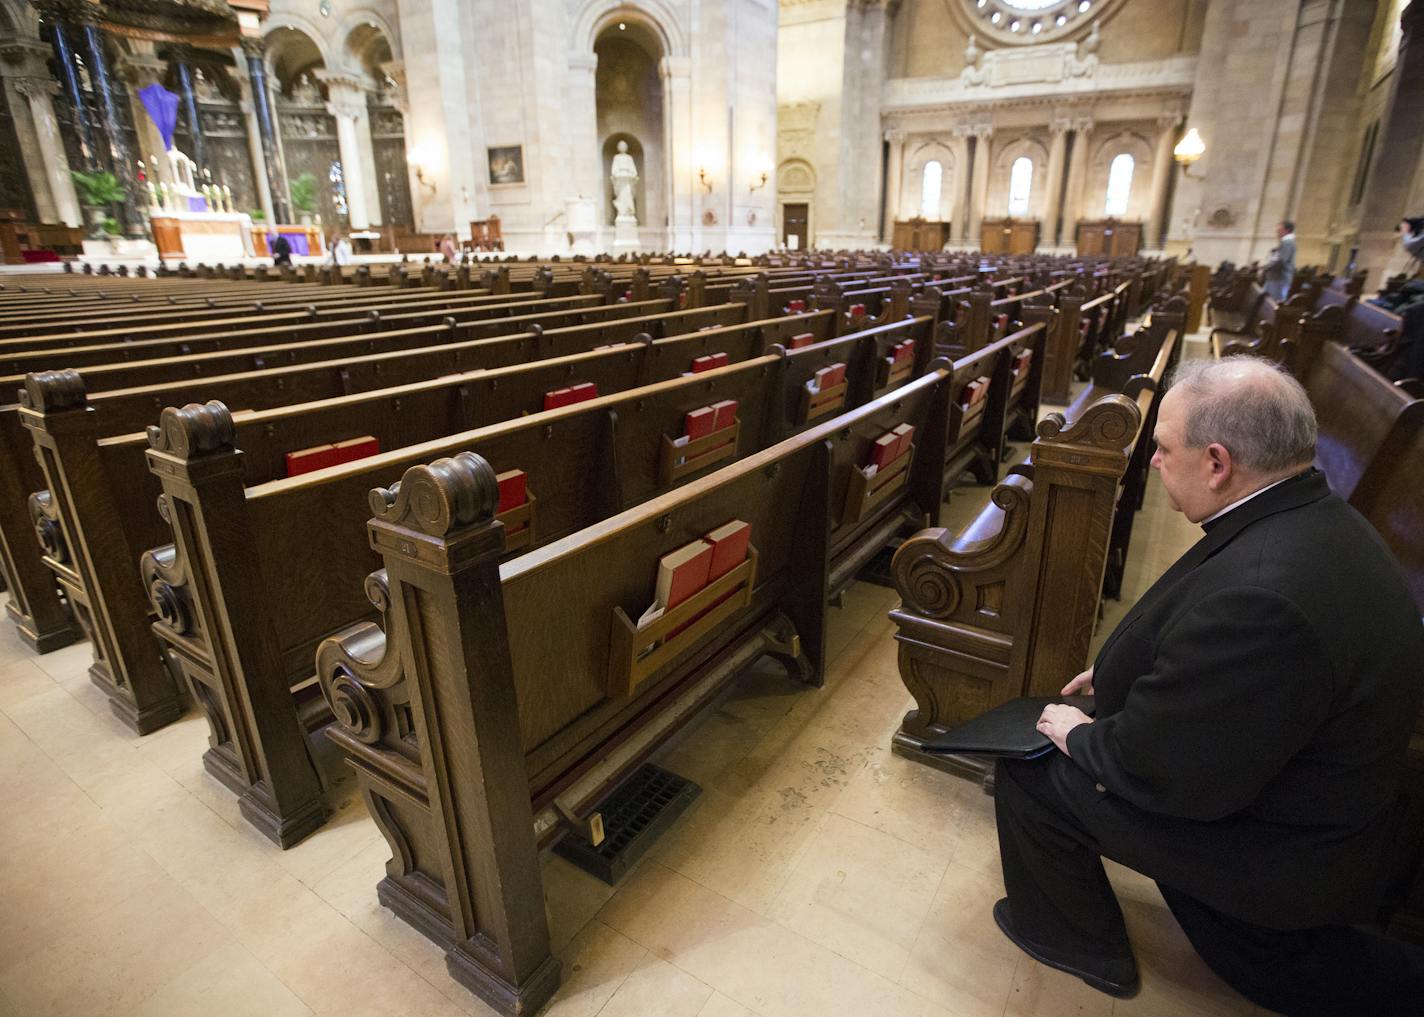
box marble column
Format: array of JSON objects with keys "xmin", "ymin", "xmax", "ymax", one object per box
[
  {"xmin": 242, "ymin": 38, "xmax": 290, "ymax": 223},
  {"xmin": 81, "ymin": 20, "xmax": 143, "ymax": 235},
  {"xmin": 238, "ymin": 98, "xmax": 274, "ymax": 224},
  {"xmin": 172, "ymin": 48, "xmax": 206, "ymax": 171},
  {"xmin": 1, "ymin": 40, "xmax": 82, "ymax": 226},
  {"xmin": 1146, "ymin": 115, "xmax": 1181, "ymax": 250},
  {"xmin": 950, "ymin": 126, "xmax": 971, "ymax": 240},
  {"xmin": 40, "ymin": 6, "xmax": 98, "ymax": 171},
  {"xmin": 967, "ymin": 125, "xmax": 993, "ymax": 247},
  {"xmin": 882, "ymin": 128, "xmax": 904, "ymax": 240},
  {"xmin": 660, "ymin": 55, "xmax": 693, "ymax": 251},
  {"xmin": 117, "ymin": 54, "xmax": 174, "ymax": 190},
  {"xmin": 1357, "ymin": 1, "xmax": 1424, "ymax": 280},
  {"xmin": 1062, "ymin": 118, "xmax": 1094, "ymax": 249},
  {"xmin": 838, "ymin": 0, "xmax": 897, "ymax": 247},
  {"xmin": 320, "ymin": 72, "xmax": 372, "ymax": 230},
  {"xmin": 1041, "ymin": 119, "xmax": 1070, "ymax": 248}
]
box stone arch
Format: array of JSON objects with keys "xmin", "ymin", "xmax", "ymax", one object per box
[
  {"xmin": 336, "ymin": 7, "xmax": 402, "ymax": 73},
  {"xmin": 262, "ymin": 16, "xmax": 333, "ymax": 86},
  {"xmin": 903, "ymin": 138, "xmax": 957, "ymax": 222},
  {"xmin": 573, "ymin": 0, "xmax": 687, "ymax": 60},
  {"xmin": 989, "ymin": 135, "xmax": 1050, "ymax": 218},
  {"xmin": 1086, "ymin": 129, "xmax": 1154, "ymax": 220},
  {"xmin": 0, "ymin": 0, "xmax": 40, "ymax": 40},
  {"xmin": 778, "ymin": 158, "xmax": 816, "ymax": 195}
]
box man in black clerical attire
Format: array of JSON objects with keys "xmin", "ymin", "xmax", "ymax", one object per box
[
  {"xmin": 991, "ymin": 356, "xmax": 1424, "ymax": 1016},
  {"xmin": 271, "ymin": 233, "xmax": 293, "ymax": 267}
]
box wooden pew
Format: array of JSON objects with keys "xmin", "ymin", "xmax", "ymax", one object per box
[
  {"xmin": 887, "ymin": 326, "xmax": 1179, "ymax": 786},
  {"xmin": 301, "ymin": 360, "xmax": 968, "ymax": 1014},
  {"xmin": 119, "ymin": 317, "xmax": 935, "ymax": 843}
]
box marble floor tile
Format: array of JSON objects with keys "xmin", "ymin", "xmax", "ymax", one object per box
[{"xmin": 113, "ymin": 941, "xmax": 315, "ymax": 1017}]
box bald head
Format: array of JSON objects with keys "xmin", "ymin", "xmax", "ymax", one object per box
[{"xmin": 1167, "ymin": 356, "xmax": 1317, "ymax": 477}]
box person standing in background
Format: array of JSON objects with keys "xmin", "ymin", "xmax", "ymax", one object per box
[{"xmin": 1262, "ymin": 220, "xmax": 1296, "ymax": 302}]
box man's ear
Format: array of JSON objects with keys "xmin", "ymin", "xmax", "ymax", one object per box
[{"xmin": 1206, "ymin": 443, "xmax": 1232, "ymax": 487}]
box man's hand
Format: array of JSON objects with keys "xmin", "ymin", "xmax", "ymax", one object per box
[
  {"xmin": 1037, "ymin": 703, "xmax": 1093, "ymax": 756},
  {"xmin": 1061, "ymin": 666, "xmax": 1094, "ymax": 696}
]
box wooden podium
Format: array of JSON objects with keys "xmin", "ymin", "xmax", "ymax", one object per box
[
  {"xmin": 1076, "ymin": 219, "xmax": 1142, "ymax": 257},
  {"xmin": 892, "ymin": 218, "xmax": 951, "ymax": 252},
  {"xmin": 980, "ymin": 218, "xmax": 1039, "ymax": 255}
]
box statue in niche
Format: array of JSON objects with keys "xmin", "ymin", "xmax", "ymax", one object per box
[
  {"xmin": 610, "ymin": 139, "xmax": 638, "ymax": 224},
  {"xmin": 290, "ymin": 73, "xmax": 322, "ymax": 106}
]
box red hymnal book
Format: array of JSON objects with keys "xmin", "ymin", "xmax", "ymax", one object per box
[
  {"xmin": 892, "ymin": 423, "xmax": 915, "ymax": 458},
  {"xmin": 789, "ymin": 333, "xmax": 815, "ymax": 350},
  {"xmin": 896, "ymin": 339, "xmax": 915, "ymax": 363},
  {"xmin": 543, "ymin": 387, "xmax": 572, "ymax": 410},
  {"xmin": 495, "ymin": 469, "xmax": 527, "ymax": 514},
  {"xmin": 711, "ymin": 399, "xmax": 738, "ymax": 430},
  {"xmin": 691, "ymin": 352, "xmax": 729, "ymax": 373},
  {"xmin": 685, "ymin": 405, "xmax": 717, "ymax": 441},
  {"xmin": 848, "ymin": 303, "xmax": 867, "ymax": 318},
  {"xmin": 655, "ymin": 539, "xmax": 714, "ymax": 612},
  {"xmin": 997, "ymin": 313, "xmax": 1009, "ymax": 331},
  {"xmin": 869, "ymin": 432, "xmax": 900, "ymax": 469},
  {"xmin": 813, "ymin": 365, "xmax": 836, "ymax": 392},
  {"xmin": 786, "ymin": 299, "xmax": 806, "ymax": 313},
  {"xmin": 960, "ymin": 380, "xmax": 985, "ymax": 408},
  {"xmin": 285, "ymin": 443, "xmax": 339, "ymax": 477},
  {"xmin": 332, "ymin": 436, "xmax": 380, "ymax": 465},
  {"xmin": 568, "ymin": 382, "xmax": 599, "ymax": 403},
  {"xmin": 705, "ymin": 519, "xmax": 751, "ymax": 583},
  {"xmin": 1014, "ymin": 349, "xmax": 1033, "ymax": 374}
]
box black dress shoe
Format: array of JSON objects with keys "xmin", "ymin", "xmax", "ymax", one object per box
[{"xmin": 993, "ymin": 898, "xmax": 1140, "ymax": 998}]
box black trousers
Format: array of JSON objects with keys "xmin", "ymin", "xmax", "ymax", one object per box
[{"xmin": 994, "ymin": 755, "xmax": 1424, "ymax": 1017}]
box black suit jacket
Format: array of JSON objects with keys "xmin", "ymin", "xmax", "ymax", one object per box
[{"xmin": 1065, "ymin": 469, "xmax": 1424, "ymax": 927}]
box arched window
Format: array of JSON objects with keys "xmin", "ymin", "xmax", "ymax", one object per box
[
  {"xmin": 1104, "ymin": 153, "xmax": 1134, "ymax": 217},
  {"xmin": 1007, "ymin": 157, "xmax": 1033, "ymax": 217},
  {"xmin": 920, "ymin": 160, "xmax": 943, "ymax": 220}
]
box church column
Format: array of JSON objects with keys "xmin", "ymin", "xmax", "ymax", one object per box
[
  {"xmin": 1357, "ymin": 1, "xmax": 1424, "ymax": 280},
  {"xmin": 241, "ymin": 37, "xmax": 290, "ymax": 224},
  {"xmin": 320, "ymin": 72, "xmax": 372, "ymax": 230},
  {"xmin": 1062, "ymin": 117, "xmax": 1094, "ymax": 250},
  {"xmin": 950, "ymin": 126, "xmax": 970, "ymax": 240},
  {"xmin": 79, "ymin": 15, "xmax": 143, "ymax": 235},
  {"xmin": 661, "ymin": 55, "xmax": 693, "ymax": 251},
  {"xmin": 967, "ymin": 125, "xmax": 992, "ymax": 247},
  {"xmin": 117, "ymin": 55, "xmax": 175, "ymax": 191},
  {"xmin": 1, "ymin": 40, "xmax": 81, "ymax": 226},
  {"xmin": 38, "ymin": 3, "xmax": 99, "ymax": 171},
  {"xmin": 882, "ymin": 128, "xmax": 903, "ymax": 241},
  {"xmin": 1146, "ymin": 115, "xmax": 1180, "ymax": 250},
  {"xmin": 1041, "ymin": 119, "xmax": 1070, "ymax": 248},
  {"xmin": 171, "ymin": 46, "xmax": 206, "ymax": 172}
]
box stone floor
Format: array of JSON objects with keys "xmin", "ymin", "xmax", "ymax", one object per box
[{"xmin": 0, "ymin": 337, "xmax": 1273, "ymax": 1017}]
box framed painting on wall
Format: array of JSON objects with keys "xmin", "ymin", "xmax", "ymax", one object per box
[{"xmin": 488, "ymin": 146, "xmax": 525, "ymax": 186}]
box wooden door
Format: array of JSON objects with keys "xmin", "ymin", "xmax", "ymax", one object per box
[{"xmin": 783, "ymin": 203, "xmax": 809, "ymax": 250}]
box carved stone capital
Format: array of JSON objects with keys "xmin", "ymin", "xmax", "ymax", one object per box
[
  {"xmin": 883, "ymin": 127, "xmax": 904, "ymax": 145},
  {"xmin": 367, "ymin": 451, "xmax": 499, "ymax": 538},
  {"xmin": 146, "ymin": 400, "xmax": 236, "ymax": 458},
  {"xmin": 20, "ymin": 369, "xmax": 87, "ymax": 413},
  {"xmin": 239, "ymin": 36, "xmax": 265, "ymax": 60},
  {"xmin": 10, "ymin": 75, "xmax": 60, "ymax": 98},
  {"xmin": 1049, "ymin": 118, "xmax": 1073, "ymax": 136},
  {"xmin": 1071, "ymin": 117, "xmax": 1095, "ymax": 135}
]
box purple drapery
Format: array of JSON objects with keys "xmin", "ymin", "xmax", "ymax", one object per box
[{"xmin": 137, "ymin": 83, "xmax": 180, "ymax": 150}]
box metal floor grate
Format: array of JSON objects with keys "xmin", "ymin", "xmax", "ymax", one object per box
[{"xmin": 553, "ymin": 763, "xmax": 700, "ymax": 885}]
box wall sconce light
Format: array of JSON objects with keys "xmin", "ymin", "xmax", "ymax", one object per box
[
  {"xmin": 1173, "ymin": 127, "xmax": 1206, "ymax": 180},
  {"xmin": 698, "ymin": 168, "xmax": 713, "ymax": 193},
  {"xmin": 413, "ymin": 165, "xmax": 437, "ymax": 197},
  {"xmin": 748, "ymin": 171, "xmax": 768, "ymax": 193}
]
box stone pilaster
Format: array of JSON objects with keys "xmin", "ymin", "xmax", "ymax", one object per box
[
  {"xmin": 319, "ymin": 71, "xmax": 373, "ymax": 230},
  {"xmin": 1062, "ymin": 118, "xmax": 1094, "ymax": 246},
  {"xmin": 1041, "ymin": 119, "xmax": 1070, "ymax": 247},
  {"xmin": 1146, "ymin": 114, "xmax": 1181, "ymax": 249},
  {"xmin": 0, "ymin": 41, "xmax": 81, "ymax": 225},
  {"xmin": 967, "ymin": 124, "xmax": 993, "ymax": 246},
  {"xmin": 883, "ymin": 128, "xmax": 904, "ymax": 240}
]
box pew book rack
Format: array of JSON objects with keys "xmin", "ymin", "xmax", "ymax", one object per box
[
  {"xmin": 609, "ymin": 546, "xmax": 759, "ymax": 698},
  {"xmin": 659, "ymin": 418, "xmax": 740, "ymax": 484},
  {"xmin": 842, "ymin": 444, "xmax": 917, "ymax": 526},
  {"xmin": 801, "ymin": 378, "xmax": 849, "ymax": 422}
]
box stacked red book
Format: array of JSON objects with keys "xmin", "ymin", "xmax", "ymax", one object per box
[
  {"xmin": 892, "ymin": 339, "xmax": 915, "ymax": 364},
  {"xmin": 691, "ymin": 352, "xmax": 730, "ymax": 373},
  {"xmin": 848, "ymin": 303, "xmax": 867, "ymax": 318},
  {"xmin": 785, "ymin": 299, "xmax": 807, "ymax": 313},
  {"xmin": 638, "ymin": 519, "xmax": 752, "ymax": 632},
  {"xmin": 959, "ymin": 376, "xmax": 990, "ymax": 409},
  {"xmin": 997, "ymin": 313, "xmax": 1010, "ymax": 332},
  {"xmin": 867, "ymin": 424, "xmax": 916, "ymax": 471},
  {"xmin": 1013, "ymin": 349, "xmax": 1033, "ymax": 375},
  {"xmin": 789, "ymin": 333, "xmax": 816, "ymax": 350},
  {"xmin": 809, "ymin": 362, "xmax": 847, "ymax": 394},
  {"xmin": 496, "ymin": 469, "xmax": 527, "ymax": 513},
  {"xmin": 674, "ymin": 400, "xmax": 738, "ymax": 465},
  {"xmin": 543, "ymin": 382, "xmax": 599, "ymax": 410},
  {"xmin": 285, "ymin": 435, "xmax": 380, "ymax": 477}
]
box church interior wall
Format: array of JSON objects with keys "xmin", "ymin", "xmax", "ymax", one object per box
[
  {"xmin": 777, "ymin": 0, "xmax": 847, "ymax": 248},
  {"xmin": 595, "ymin": 33, "xmax": 666, "ymax": 243}
]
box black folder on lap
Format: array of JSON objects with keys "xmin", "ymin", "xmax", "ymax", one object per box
[{"xmin": 921, "ymin": 696, "xmax": 1096, "ymax": 759}]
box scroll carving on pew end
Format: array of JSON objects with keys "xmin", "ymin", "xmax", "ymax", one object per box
[
  {"xmin": 366, "ymin": 450, "xmax": 500, "ymax": 539},
  {"xmin": 888, "ymin": 392, "xmax": 1145, "ymax": 788},
  {"xmin": 140, "ymin": 536, "xmax": 196, "ymax": 640},
  {"xmin": 18, "ymin": 367, "xmax": 87, "ymax": 413},
  {"xmin": 27, "ymin": 490, "xmax": 68, "ymax": 566},
  {"xmin": 145, "ymin": 399, "xmax": 237, "ymax": 458},
  {"xmin": 316, "ymin": 568, "xmax": 406, "ymax": 747}
]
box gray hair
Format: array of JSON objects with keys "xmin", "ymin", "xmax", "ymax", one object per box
[{"xmin": 1167, "ymin": 356, "xmax": 1316, "ymax": 474}]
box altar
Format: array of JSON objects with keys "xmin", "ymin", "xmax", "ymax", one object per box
[{"xmin": 150, "ymin": 210, "xmax": 255, "ymax": 260}]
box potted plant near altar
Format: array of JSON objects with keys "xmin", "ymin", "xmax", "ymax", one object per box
[
  {"xmin": 289, "ymin": 172, "xmax": 318, "ymax": 226},
  {"xmin": 71, "ymin": 170, "xmax": 127, "ymax": 240}
]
